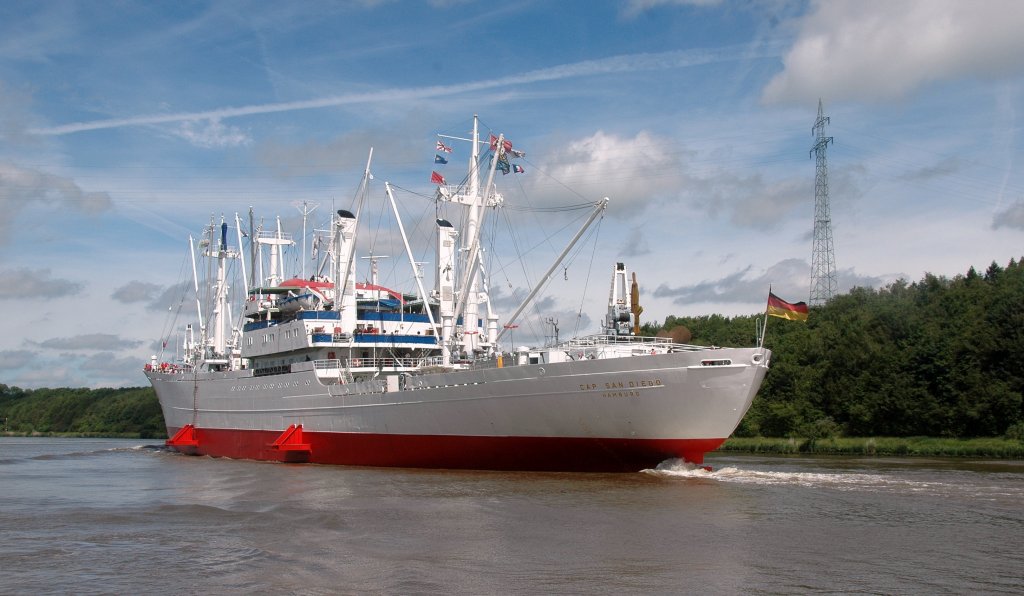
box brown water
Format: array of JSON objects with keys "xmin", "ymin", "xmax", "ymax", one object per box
[{"xmin": 2, "ymin": 437, "xmax": 1022, "ymax": 594}]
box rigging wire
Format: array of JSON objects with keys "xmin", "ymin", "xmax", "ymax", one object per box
[
  {"xmin": 157, "ymin": 247, "xmax": 195, "ymax": 361},
  {"xmin": 519, "ymin": 217, "xmax": 605, "ymax": 344}
]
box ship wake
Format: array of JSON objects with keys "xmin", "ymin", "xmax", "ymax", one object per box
[
  {"xmin": 643, "ymin": 458, "xmax": 1020, "ymax": 500},
  {"xmin": 644, "ymin": 459, "xmax": 902, "ymax": 490}
]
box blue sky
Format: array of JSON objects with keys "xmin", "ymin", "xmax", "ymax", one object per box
[{"xmin": 2, "ymin": 0, "xmax": 1023, "ymax": 388}]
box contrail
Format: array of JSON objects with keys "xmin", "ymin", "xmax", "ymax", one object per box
[{"xmin": 29, "ymin": 45, "xmax": 772, "ymax": 136}]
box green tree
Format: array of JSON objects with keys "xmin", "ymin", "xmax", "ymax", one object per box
[{"xmin": 645, "ymin": 258, "xmax": 1024, "ymax": 438}]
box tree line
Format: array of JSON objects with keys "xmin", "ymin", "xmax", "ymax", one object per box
[
  {"xmin": 2, "ymin": 258, "xmax": 1022, "ymax": 440},
  {"xmin": 642, "ymin": 258, "xmax": 1024, "ymax": 439},
  {"xmin": 0, "ymin": 385, "xmax": 165, "ymax": 438}
]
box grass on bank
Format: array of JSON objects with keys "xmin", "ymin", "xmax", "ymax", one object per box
[{"xmin": 719, "ymin": 436, "xmax": 1024, "ymax": 458}]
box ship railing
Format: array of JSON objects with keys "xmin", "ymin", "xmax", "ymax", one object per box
[
  {"xmin": 344, "ymin": 356, "xmax": 434, "ymax": 369},
  {"xmin": 144, "ymin": 362, "xmax": 193, "ymax": 374},
  {"xmin": 560, "ymin": 334, "xmax": 709, "ymax": 352},
  {"xmin": 419, "ymin": 356, "xmax": 446, "ymax": 367},
  {"xmin": 314, "ymin": 359, "xmax": 343, "ymax": 372},
  {"xmin": 314, "ymin": 357, "xmax": 440, "ymax": 372},
  {"xmin": 392, "ymin": 335, "xmax": 710, "ymax": 375}
]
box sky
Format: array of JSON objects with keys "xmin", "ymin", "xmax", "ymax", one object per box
[{"xmin": 2, "ymin": 0, "xmax": 1023, "ymax": 388}]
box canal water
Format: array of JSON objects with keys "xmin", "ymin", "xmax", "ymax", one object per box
[{"xmin": 2, "ymin": 437, "xmax": 1021, "ymax": 594}]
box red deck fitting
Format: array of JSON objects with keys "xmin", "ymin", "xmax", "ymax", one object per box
[
  {"xmin": 166, "ymin": 424, "xmax": 199, "ymax": 447},
  {"xmin": 269, "ymin": 424, "xmax": 312, "ymax": 453}
]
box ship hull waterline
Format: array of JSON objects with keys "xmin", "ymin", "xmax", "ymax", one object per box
[
  {"xmin": 163, "ymin": 427, "xmax": 727, "ymax": 472},
  {"xmin": 149, "ymin": 348, "xmax": 769, "ymax": 472}
]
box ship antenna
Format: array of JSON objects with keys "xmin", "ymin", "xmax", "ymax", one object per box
[{"xmin": 293, "ymin": 200, "xmax": 320, "ymax": 280}]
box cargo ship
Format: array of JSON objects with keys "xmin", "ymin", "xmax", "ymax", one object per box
[{"xmin": 145, "ymin": 116, "xmax": 770, "ymax": 471}]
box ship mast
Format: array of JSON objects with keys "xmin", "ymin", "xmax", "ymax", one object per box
[
  {"xmin": 453, "ymin": 119, "xmax": 501, "ymax": 357},
  {"xmin": 188, "ymin": 216, "xmax": 241, "ymax": 370},
  {"xmin": 332, "ymin": 148, "xmax": 373, "ymax": 333},
  {"xmin": 331, "ymin": 208, "xmax": 358, "ymax": 331},
  {"xmin": 437, "ymin": 117, "xmax": 607, "ymax": 359},
  {"xmin": 211, "ymin": 219, "xmax": 230, "ymax": 358},
  {"xmin": 255, "ymin": 221, "xmax": 293, "ymax": 320},
  {"xmin": 436, "ymin": 115, "xmax": 504, "ymax": 364}
]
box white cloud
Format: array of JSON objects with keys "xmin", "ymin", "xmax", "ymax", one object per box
[
  {"xmin": 0, "ymin": 162, "xmax": 112, "ymax": 238},
  {"xmin": 112, "ymin": 281, "xmax": 164, "ymax": 303},
  {"xmin": 0, "ymin": 349, "xmax": 36, "ymax": 370},
  {"xmin": 762, "ymin": 0, "xmax": 1024, "ymax": 104},
  {"xmin": 9, "ymin": 364, "xmax": 81, "ymax": 389},
  {"xmin": 686, "ymin": 171, "xmax": 811, "ymax": 230},
  {"xmin": 621, "ymin": 226, "xmax": 651, "ymax": 257},
  {"xmin": 149, "ymin": 280, "xmax": 194, "ymax": 312},
  {"xmin": 79, "ymin": 351, "xmax": 142, "ymax": 376},
  {"xmin": 521, "ymin": 127, "xmax": 820, "ymax": 233},
  {"xmin": 622, "ymin": 0, "xmax": 723, "ymax": 18},
  {"xmin": 897, "ymin": 156, "xmax": 963, "ymax": 182},
  {"xmin": 0, "ymin": 268, "xmax": 83, "ymax": 299},
  {"xmin": 653, "ymin": 257, "xmax": 891, "ymax": 305},
  {"xmin": 2, "ymin": 350, "xmax": 143, "ymax": 389},
  {"xmin": 172, "ymin": 118, "xmax": 251, "ymax": 148},
  {"xmin": 535, "ymin": 130, "xmax": 685, "ymax": 215},
  {"xmin": 993, "ymin": 201, "xmax": 1024, "ymax": 230},
  {"xmin": 33, "ymin": 333, "xmax": 143, "ymax": 351},
  {"xmin": 654, "ymin": 259, "xmax": 802, "ymax": 305}
]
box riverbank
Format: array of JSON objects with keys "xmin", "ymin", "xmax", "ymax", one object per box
[
  {"xmin": 719, "ymin": 436, "xmax": 1024, "ymax": 458},
  {"xmin": 0, "ymin": 431, "xmax": 159, "ymax": 439}
]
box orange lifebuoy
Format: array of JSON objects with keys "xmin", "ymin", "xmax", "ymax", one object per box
[{"xmin": 352, "ymin": 358, "xmax": 362, "ymax": 367}]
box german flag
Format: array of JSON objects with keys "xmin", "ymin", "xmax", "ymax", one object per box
[{"xmin": 767, "ymin": 292, "xmax": 809, "ymax": 322}]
